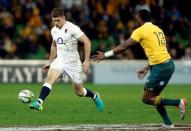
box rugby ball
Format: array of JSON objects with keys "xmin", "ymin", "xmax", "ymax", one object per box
[{"xmin": 18, "ymin": 90, "xmax": 34, "ymax": 103}]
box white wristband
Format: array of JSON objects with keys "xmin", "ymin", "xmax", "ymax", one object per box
[{"xmin": 104, "ymin": 50, "xmax": 114, "ymax": 57}]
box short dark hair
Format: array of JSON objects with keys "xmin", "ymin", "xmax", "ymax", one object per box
[
  {"xmin": 138, "ymin": 9, "xmax": 151, "ymax": 22},
  {"xmin": 51, "ymin": 8, "xmax": 64, "ymax": 17}
]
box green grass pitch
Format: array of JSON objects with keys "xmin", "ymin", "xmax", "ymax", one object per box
[{"xmin": 0, "ymin": 83, "xmax": 190, "ymax": 126}]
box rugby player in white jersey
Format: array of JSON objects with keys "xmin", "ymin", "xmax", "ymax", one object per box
[{"xmin": 30, "ymin": 8, "xmax": 103, "ymax": 111}]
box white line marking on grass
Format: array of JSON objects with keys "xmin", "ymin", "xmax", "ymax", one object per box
[{"xmin": 0, "ymin": 124, "xmax": 191, "ymax": 131}]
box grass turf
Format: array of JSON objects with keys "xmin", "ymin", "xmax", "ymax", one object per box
[{"xmin": 0, "ymin": 83, "xmax": 190, "ymax": 126}]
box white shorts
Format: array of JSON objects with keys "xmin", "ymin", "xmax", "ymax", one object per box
[{"xmin": 49, "ymin": 59, "xmax": 82, "ymax": 84}]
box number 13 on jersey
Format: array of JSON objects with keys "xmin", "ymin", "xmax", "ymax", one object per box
[{"xmin": 153, "ymin": 31, "xmax": 166, "ymax": 45}]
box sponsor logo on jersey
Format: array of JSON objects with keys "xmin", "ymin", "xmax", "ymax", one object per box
[{"xmin": 57, "ymin": 37, "xmax": 64, "ymax": 44}]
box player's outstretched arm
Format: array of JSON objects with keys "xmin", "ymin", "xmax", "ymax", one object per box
[
  {"xmin": 91, "ymin": 51, "xmax": 105, "ymax": 63},
  {"xmin": 92, "ymin": 38, "xmax": 137, "ymax": 62}
]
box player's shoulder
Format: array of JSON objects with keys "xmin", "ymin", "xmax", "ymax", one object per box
[
  {"xmin": 133, "ymin": 24, "xmax": 144, "ymax": 33},
  {"xmin": 154, "ymin": 24, "xmax": 163, "ymax": 31},
  {"xmin": 51, "ymin": 26, "xmax": 58, "ymax": 33},
  {"xmin": 149, "ymin": 23, "xmax": 164, "ymax": 33},
  {"xmin": 131, "ymin": 22, "xmax": 150, "ymax": 36},
  {"xmin": 142, "ymin": 22, "xmax": 153, "ymax": 29},
  {"xmin": 134, "ymin": 22, "xmax": 151, "ymax": 31},
  {"xmin": 66, "ymin": 21, "xmax": 80, "ymax": 28},
  {"xmin": 139, "ymin": 22, "xmax": 162, "ymax": 32},
  {"xmin": 144, "ymin": 22, "xmax": 160, "ymax": 29}
]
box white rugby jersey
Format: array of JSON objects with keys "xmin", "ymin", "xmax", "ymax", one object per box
[{"xmin": 51, "ymin": 21, "xmax": 84, "ymax": 64}]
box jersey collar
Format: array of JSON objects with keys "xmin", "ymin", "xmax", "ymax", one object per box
[{"xmin": 58, "ymin": 21, "xmax": 67, "ymax": 29}]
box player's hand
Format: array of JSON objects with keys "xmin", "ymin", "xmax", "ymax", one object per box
[
  {"xmin": 91, "ymin": 51, "xmax": 106, "ymax": 63},
  {"xmin": 42, "ymin": 63, "xmax": 50, "ymax": 72},
  {"xmin": 137, "ymin": 68, "xmax": 148, "ymax": 80},
  {"xmin": 83, "ymin": 60, "xmax": 89, "ymax": 73}
]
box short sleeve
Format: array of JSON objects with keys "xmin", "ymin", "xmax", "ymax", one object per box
[
  {"xmin": 71, "ymin": 24, "xmax": 84, "ymax": 39},
  {"xmin": 130, "ymin": 28, "xmax": 142, "ymax": 42}
]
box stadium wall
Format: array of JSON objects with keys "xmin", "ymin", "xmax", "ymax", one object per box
[
  {"xmin": 93, "ymin": 60, "xmax": 191, "ymax": 84},
  {"xmin": 0, "ymin": 60, "xmax": 191, "ymax": 84}
]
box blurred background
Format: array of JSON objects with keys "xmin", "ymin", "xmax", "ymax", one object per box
[
  {"xmin": 0, "ymin": 0, "xmax": 191, "ymax": 60},
  {"xmin": 0, "ymin": 0, "xmax": 191, "ymax": 84},
  {"xmin": 0, "ymin": 1, "xmax": 191, "ymax": 127}
]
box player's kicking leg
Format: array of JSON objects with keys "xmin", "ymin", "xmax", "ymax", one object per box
[
  {"xmin": 29, "ymin": 83, "xmax": 51, "ymax": 111},
  {"xmin": 29, "ymin": 69, "xmax": 62, "ymax": 111},
  {"xmin": 73, "ymin": 83, "xmax": 104, "ymax": 111}
]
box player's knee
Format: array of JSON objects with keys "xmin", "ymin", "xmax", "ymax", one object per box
[
  {"xmin": 142, "ymin": 97, "xmax": 152, "ymax": 105},
  {"xmin": 75, "ymin": 89, "xmax": 84, "ymax": 97}
]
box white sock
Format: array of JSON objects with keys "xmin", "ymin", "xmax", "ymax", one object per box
[
  {"xmin": 82, "ymin": 88, "xmax": 87, "ymax": 96},
  {"xmin": 38, "ymin": 98, "xmax": 43, "ymax": 104},
  {"xmin": 43, "ymin": 82, "xmax": 52, "ymax": 90},
  {"xmin": 93, "ymin": 94, "xmax": 97, "ymax": 100}
]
